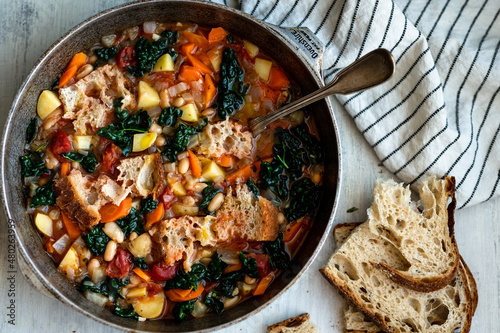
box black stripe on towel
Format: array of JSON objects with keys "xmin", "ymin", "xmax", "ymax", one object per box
[
  {"xmin": 314, "ymin": 0, "xmax": 339, "ymax": 34},
  {"xmin": 263, "ymin": 0, "xmax": 280, "ymax": 21},
  {"xmin": 250, "ymin": 0, "xmax": 261, "ymax": 16},
  {"xmin": 279, "ymin": 0, "xmax": 300, "ymax": 25},
  {"xmin": 378, "ymin": 0, "xmax": 395, "ymax": 48},
  {"xmin": 357, "ymin": 0, "xmax": 379, "ymax": 59},
  {"xmin": 427, "ymin": 0, "xmax": 452, "ymax": 38},
  {"xmin": 299, "ymin": 0, "xmax": 320, "ymax": 26},
  {"xmin": 485, "ymin": 170, "xmax": 500, "ymax": 202}
]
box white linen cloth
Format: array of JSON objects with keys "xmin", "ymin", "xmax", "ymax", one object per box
[{"xmin": 208, "ymin": 0, "xmax": 500, "ymax": 208}]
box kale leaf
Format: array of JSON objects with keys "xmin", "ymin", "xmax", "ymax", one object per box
[
  {"xmin": 60, "ymin": 152, "xmax": 98, "ymax": 173},
  {"xmin": 158, "ymin": 107, "xmax": 182, "ymax": 127},
  {"xmin": 285, "ymin": 178, "xmax": 321, "ymax": 221},
  {"xmin": 114, "ymin": 303, "xmax": 139, "ymax": 319},
  {"xmin": 161, "ymin": 137, "xmax": 178, "ymax": 162},
  {"xmin": 165, "ymin": 263, "xmax": 207, "ymax": 291},
  {"xmin": 95, "ymin": 47, "xmax": 118, "ymax": 61},
  {"xmin": 79, "ymin": 276, "xmax": 128, "ymax": 299},
  {"xmin": 199, "ymin": 182, "xmax": 222, "ymax": 215},
  {"xmin": 173, "ymin": 299, "xmax": 195, "ymax": 321},
  {"xmin": 161, "ymin": 123, "xmax": 197, "ymax": 162},
  {"xmin": 134, "ymin": 257, "xmax": 149, "ymax": 270},
  {"xmin": 140, "ymin": 197, "xmax": 158, "ymax": 214},
  {"xmin": 206, "ymin": 253, "xmax": 228, "ymax": 282},
  {"xmin": 259, "ymin": 160, "xmax": 288, "ymax": 199},
  {"xmin": 246, "ymin": 178, "xmax": 259, "ymax": 197},
  {"xmin": 26, "ymin": 118, "xmax": 37, "ymax": 144},
  {"xmin": 83, "ymin": 226, "xmax": 110, "ymax": 256},
  {"xmin": 116, "ymin": 208, "xmax": 143, "ymax": 237},
  {"xmin": 204, "ymin": 291, "xmax": 224, "ymax": 314},
  {"xmin": 264, "ymin": 233, "xmax": 290, "ymax": 271},
  {"xmin": 239, "ymin": 253, "xmax": 260, "ymax": 278},
  {"xmin": 215, "ymin": 48, "xmax": 246, "ymax": 119},
  {"xmin": 21, "ymin": 151, "xmax": 47, "ymax": 178},
  {"xmin": 215, "ymin": 271, "xmax": 244, "ymax": 297},
  {"xmin": 31, "ymin": 179, "xmax": 56, "ymax": 207}
]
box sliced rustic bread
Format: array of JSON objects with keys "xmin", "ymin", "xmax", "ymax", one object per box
[
  {"xmin": 95, "ymin": 174, "xmax": 130, "ymax": 206},
  {"xmin": 196, "ymin": 119, "xmax": 253, "ymax": 159},
  {"xmin": 213, "ymin": 184, "xmax": 279, "ymax": 242},
  {"xmin": 321, "ymin": 220, "xmax": 476, "ymax": 333},
  {"xmin": 267, "ymin": 313, "xmax": 319, "ymax": 333},
  {"xmin": 117, "ymin": 153, "xmax": 166, "ymax": 199},
  {"xmin": 366, "ymin": 176, "xmax": 459, "ymax": 292}
]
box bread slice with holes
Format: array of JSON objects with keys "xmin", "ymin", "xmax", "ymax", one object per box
[
  {"xmin": 321, "ymin": 220, "xmax": 476, "ymax": 333},
  {"xmin": 267, "ymin": 313, "xmax": 319, "ymax": 333},
  {"xmin": 196, "ymin": 119, "xmax": 253, "ymax": 159},
  {"xmin": 366, "ymin": 176, "xmax": 459, "ymax": 292},
  {"xmin": 117, "ymin": 152, "xmax": 166, "ymax": 199}
]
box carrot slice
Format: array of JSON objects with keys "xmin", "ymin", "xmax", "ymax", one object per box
[
  {"xmin": 204, "ymin": 74, "xmax": 217, "ymax": 108},
  {"xmin": 178, "ymin": 65, "xmax": 203, "ymax": 82},
  {"xmin": 61, "ymin": 212, "xmax": 82, "ymax": 240},
  {"xmin": 58, "ymin": 52, "xmax": 88, "ymax": 88},
  {"xmin": 165, "ymin": 282, "xmax": 204, "ymax": 302},
  {"xmin": 183, "ymin": 31, "xmax": 209, "ymax": 48},
  {"xmin": 208, "ymin": 27, "xmax": 228, "ymax": 44},
  {"xmin": 132, "ymin": 267, "xmax": 151, "ymax": 282},
  {"xmin": 217, "ymin": 154, "xmax": 233, "ymax": 168},
  {"xmin": 283, "ymin": 220, "xmax": 303, "ymax": 242},
  {"xmin": 226, "ymin": 165, "xmax": 253, "ymax": 184},
  {"xmin": 253, "ymin": 273, "xmax": 274, "ymax": 296},
  {"xmin": 187, "ymin": 149, "xmax": 202, "ymax": 178},
  {"xmin": 60, "ymin": 162, "xmax": 70, "ymax": 177},
  {"xmin": 67, "ymin": 52, "xmax": 88, "ymax": 69},
  {"xmin": 253, "ymin": 158, "xmax": 273, "ymax": 174},
  {"xmin": 45, "ymin": 238, "xmax": 55, "ymax": 254},
  {"xmin": 224, "ymin": 263, "xmax": 242, "ymax": 274},
  {"xmin": 58, "ymin": 66, "xmax": 78, "ymax": 88},
  {"xmin": 99, "ymin": 197, "xmax": 132, "ymax": 223},
  {"xmin": 268, "ymin": 66, "xmax": 290, "ymax": 90},
  {"xmin": 181, "ymin": 42, "xmax": 196, "ymax": 55},
  {"xmin": 186, "ymin": 53, "xmax": 213, "ymax": 75},
  {"xmin": 145, "ymin": 203, "xmax": 164, "ymax": 229}
]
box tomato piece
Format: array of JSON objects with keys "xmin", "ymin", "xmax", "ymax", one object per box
[
  {"xmin": 159, "ymin": 186, "xmax": 178, "ymax": 210},
  {"xmin": 204, "ymin": 281, "xmax": 218, "ymax": 292},
  {"xmin": 50, "ymin": 130, "xmax": 72, "ymax": 162},
  {"xmin": 101, "ymin": 143, "xmax": 121, "ymax": 174},
  {"xmin": 151, "ymin": 262, "xmax": 180, "ymax": 281},
  {"xmin": 146, "ymin": 282, "xmax": 163, "ymax": 296},
  {"xmin": 106, "ymin": 247, "xmax": 133, "ymax": 279},
  {"xmin": 268, "ymin": 67, "xmax": 290, "ymax": 90},
  {"xmin": 117, "ymin": 46, "xmax": 137, "ymax": 68},
  {"xmin": 248, "ymin": 253, "xmax": 271, "ymax": 277}
]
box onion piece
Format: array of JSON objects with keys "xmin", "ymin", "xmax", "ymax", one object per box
[
  {"xmin": 217, "ymin": 249, "xmax": 240, "ymax": 265},
  {"xmin": 84, "ymin": 290, "xmax": 108, "ymax": 307},
  {"xmin": 168, "ymin": 82, "xmax": 189, "ymax": 97},
  {"xmin": 181, "ymin": 92, "xmax": 194, "ymax": 103},
  {"xmin": 248, "ymin": 86, "xmax": 263, "ymax": 102},
  {"xmin": 190, "ymin": 80, "xmax": 204, "ymax": 92},
  {"xmin": 53, "ymin": 234, "xmax": 70, "ymax": 255},
  {"xmin": 101, "ymin": 35, "xmax": 116, "ymax": 48},
  {"xmin": 143, "ymin": 21, "xmax": 157, "ymax": 34}
]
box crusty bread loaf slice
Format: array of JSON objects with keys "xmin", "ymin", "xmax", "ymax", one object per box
[
  {"xmin": 213, "ymin": 184, "xmax": 279, "ymax": 242},
  {"xmin": 196, "ymin": 119, "xmax": 253, "ymax": 159},
  {"xmin": 94, "ymin": 174, "xmax": 130, "ymax": 206},
  {"xmin": 59, "ymin": 64, "xmax": 135, "ymax": 135},
  {"xmin": 267, "ymin": 313, "xmax": 319, "ymax": 333},
  {"xmin": 366, "ymin": 176, "xmax": 459, "ymax": 292},
  {"xmin": 117, "ymin": 153, "xmax": 166, "ymax": 199},
  {"xmin": 321, "ymin": 220, "xmax": 476, "ymax": 333}
]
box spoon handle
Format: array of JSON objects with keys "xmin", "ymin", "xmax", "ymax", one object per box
[{"xmin": 249, "ymin": 48, "xmax": 395, "ymax": 136}]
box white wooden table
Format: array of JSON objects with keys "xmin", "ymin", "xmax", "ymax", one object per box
[{"xmin": 1, "ymin": 1, "xmax": 498, "ymax": 332}]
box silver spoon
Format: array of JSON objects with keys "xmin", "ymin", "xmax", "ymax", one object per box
[{"xmin": 249, "ymin": 48, "xmax": 395, "ymax": 136}]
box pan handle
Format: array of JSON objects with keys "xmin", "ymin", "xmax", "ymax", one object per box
[{"xmin": 269, "ymin": 25, "xmax": 325, "ymax": 75}]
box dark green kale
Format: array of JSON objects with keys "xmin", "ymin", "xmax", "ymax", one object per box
[
  {"xmin": 226, "ymin": 35, "xmax": 235, "ymax": 43},
  {"xmin": 264, "ymin": 233, "xmax": 290, "ymax": 271},
  {"xmin": 161, "ymin": 137, "xmax": 178, "ymax": 162},
  {"xmin": 158, "ymin": 107, "xmax": 182, "ymax": 127},
  {"xmin": 31, "ymin": 179, "xmax": 56, "ymax": 207},
  {"xmin": 285, "ymin": 178, "xmax": 321, "ymax": 221},
  {"xmin": 82, "ymin": 226, "xmax": 110, "ymax": 256},
  {"xmin": 165, "ymin": 263, "xmax": 207, "ymax": 291},
  {"xmin": 114, "ymin": 97, "xmax": 128, "ymax": 122},
  {"xmin": 199, "ymin": 182, "xmax": 222, "ymax": 215},
  {"xmin": 194, "ymin": 117, "xmax": 208, "ymax": 132},
  {"xmin": 239, "ymin": 253, "xmax": 260, "ymax": 278},
  {"xmin": 215, "ymin": 48, "xmax": 247, "ymax": 118},
  {"xmin": 173, "ymin": 299, "xmax": 195, "ymax": 321},
  {"xmin": 204, "ymin": 291, "xmax": 224, "ymax": 314},
  {"xmin": 127, "ymin": 30, "xmax": 178, "ymax": 77},
  {"xmin": 79, "ymin": 276, "xmax": 128, "ymax": 299},
  {"xmin": 95, "ymin": 47, "xmax": 118, "ymax": 61},
  {"xmin": 246, "ymin": 178, "xmax": 259, "ymax": 197},
  {"xmin": 60, "ymin": 152, "xmax": 98, "ymax": 173},
  {"xmin": 134, "ymin": 257, "xmax": 149, "ymax": 270},
  {"xmin": 140, "ymin": 197, "xmax": 158, "ymax": 214},
  {"xmin": 161, "ymin": 123, "xmax": 197, "ymax": 162},
  {"xmin": 206, "ymin": 253, "xmax": 228, "ymax": 282},
  {"xmin": 114, "ymin": 303, "xmax": 139, "ymax": 319},
  {"xmin": 259, "ymin": 159, "xmax": 288, "ymax": 199},
  {"xmin": 26, "ymin": 118, "xmax": 37, "ymax": 144},
  {"xmin": 292, "ymin": 124, "xmax": 323, "ymax": 165},
  {"xmin": 116, "ymin": 208, "xmax": 143, "ymax": 237},
  {"xmin": 215, "ymin": 271, "xmax": 244, "ymax": 297},
  {"xmin": 21, "ymin": 151, "xmax": 47, "ymax": 178}
]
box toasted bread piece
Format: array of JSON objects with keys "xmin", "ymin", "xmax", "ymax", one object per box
[
  {"xmin": 54, "ymin": 170, "xmax": 102, "ymax": 230},
  {"xmin": 149, "ymin": 215, "xmax": 216, "ymax": 270},
  {"xmin": 59, "ymin": 64, "xmax": 135, "ymax": 135},
  {"xmin": 267, "ymin": 313, "xmax": 319, "ymax": 333},
  {"xmin": 321, "ymin": 220, "xmax": 476, "ymax": 333},
  {"xmin": 213, "ymin": 184, "xmax": 279, "ymax": 242},
  {"xmin": 366, "ymin": 176, "xmax": 459, "ymax": 292},
  {"xmin": 95, "ymin": 174, "xmax": 130, "ymax": 206},
  {"xmin": 196, "ymin": 119, "xmax": 253, "ymax": 159},
  {"xmin": 117, "ymin": 153, "xmax": 166, "ymax": 199}
]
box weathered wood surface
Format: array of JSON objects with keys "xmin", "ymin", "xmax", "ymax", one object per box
[{"xmin": 0, "ymin": 1, "xmax": 498, "ymax": 332}]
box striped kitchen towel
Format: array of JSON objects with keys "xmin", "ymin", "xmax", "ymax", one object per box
[{"xmin": 209, "ymin": 0, "xmax": 500, "ymax": 209}]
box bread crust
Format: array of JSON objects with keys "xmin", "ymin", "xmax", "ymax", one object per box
[{"xmin": 267, "ymin": 313, "xmax": 311, "ymax": 332}]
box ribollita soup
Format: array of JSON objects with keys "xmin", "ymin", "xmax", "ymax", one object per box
[{"xmin": 21, "ymin": 21, "xmax": 324, "ymax": 321}]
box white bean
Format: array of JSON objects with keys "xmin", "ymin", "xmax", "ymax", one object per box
[
  {"xmin": 311, "ymin": 172, "xmax": 321, "ymax": 184},
  {"xmin": 87, "ymin": 258, "xmax": 100, "ymax": 280},
  {"xmin": 223, "ymin": 295, "xmax": 240, "ymax": 309},
  {"xmin": 75, "ymin": 64, "xmax": 93, "ymax": 80},
  {"xmin": 182, "ymin": 196, "xmax": 196, "ymax": 206},
  {"xmin": 194, "ymin": 182, "xmax": 208, "ymax": 193},
  {"xmin": 149, "ymin": 123, "xmax": 162, "ymax": 134},
  {"xmin": 42, "ymin": 107, "xmax": 63, "ymax": 131},
  {"xmin": 160, "ymin": 90, "xmax": 170, "ymax": 108},
  {"xmin": 207, "ymin": 192, "xmax": 224, "ymax": 212},
  {"xmin": 129, "ymin": 232, "xmax": 138, "ymax": 241},
  {"xmin": 103, "ymin": 222, "xmax": 124, "ymax": 243},
  {"xmin": 277, "ymin": 212, "xmax": 286, "ymax": 224},
  {"xmin": 244, "ymin": 275, "xmax": 257, "ymax": 285},
  {"xmin": 103, "ymin": 240, "xmax": 118, "ymax": 261},
  {"xmin": 172, "ymin": 97, "xmax": 185, "ymax": 108},
  {"xmin": 178, "ymin": 157, "xmax": 190, "ymax": 174},
  {"xmin": 155, "ymin": 135, "xmax": 166, "ymax": 147}
]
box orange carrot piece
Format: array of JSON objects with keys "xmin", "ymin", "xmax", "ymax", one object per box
[
  {"xmin": 268, "ymin": 66, "xmax": 290, "ymax": 90},
  {"xmin": 226, "ymin": 165, "xmax": 253, "ymax": 184},
  {"xmin": 165, "ymin": 283, "xmax": 204, "ymax": 302},
  {"xmin": 67, "ymin": 52, "xmax": 88, "ymax": 69},
  {"xmin": 186, "ymin": 53, "xmax": 213, "ymax": 75},
  {"xmin": 132, "ymin": 267, "xmax": 151, "ymax": 282},
  {"xmin": 224, "ymin": 263, "xmax": 242, "ymax": 274},
  {"xmin": 145, "ymin": 203, "xmax": 164, "ymax": 229},
  {"xmin": 61, "ymin": 212, "xmax": 82, "ymax": 240},
  {"xmin": 253, "ymin": 158, "xmax": 273, "ymax": 174},
  {"xmin": 58, "ymin": 52, "xmax": 88, "ymax": 88},
  {"xmin": 99, "ymin": 197, "xmax": 132, "ymax": 223},
  {"xmin": 183, "ymin": 31, "xmax": 209, "ymax": 48},
  {"xmin": 217, "ymin": 154, "xmax": 234, "ymax": 168},
  {"xmin": 60, "ymin": 162, "xmax": 70, "ymax": 177},
  {"xmin": 178, "ymin": 65, "xmax": 203, "ymax": 82},
  {"xmin": 45, "ymin": 239, "xmax": 55, "ymax": 254},
  {"xmin": 283, "ymin": 220, "xmax": 303, "ymax": 242},
  {"xmin": 208, "ymin": 27, "xmax": 228, "ymax": 44},
  {"xmin": 181, "ymin": 42, "xmax": 196, "ymax": 55},
  {"xmin": 58, "ymin": 66, "xmax": 78, "ymax": 88},
  {"xmin": 253, "ymin": 273, "xmax": 274, "ymax": 296},
  {"xmin": 204, "ymin": 74, "xmax": 217, "ymax": 108},
  {"xmin": 187, "ymin": 149, "xmax": 202, "ymax": 178}
]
